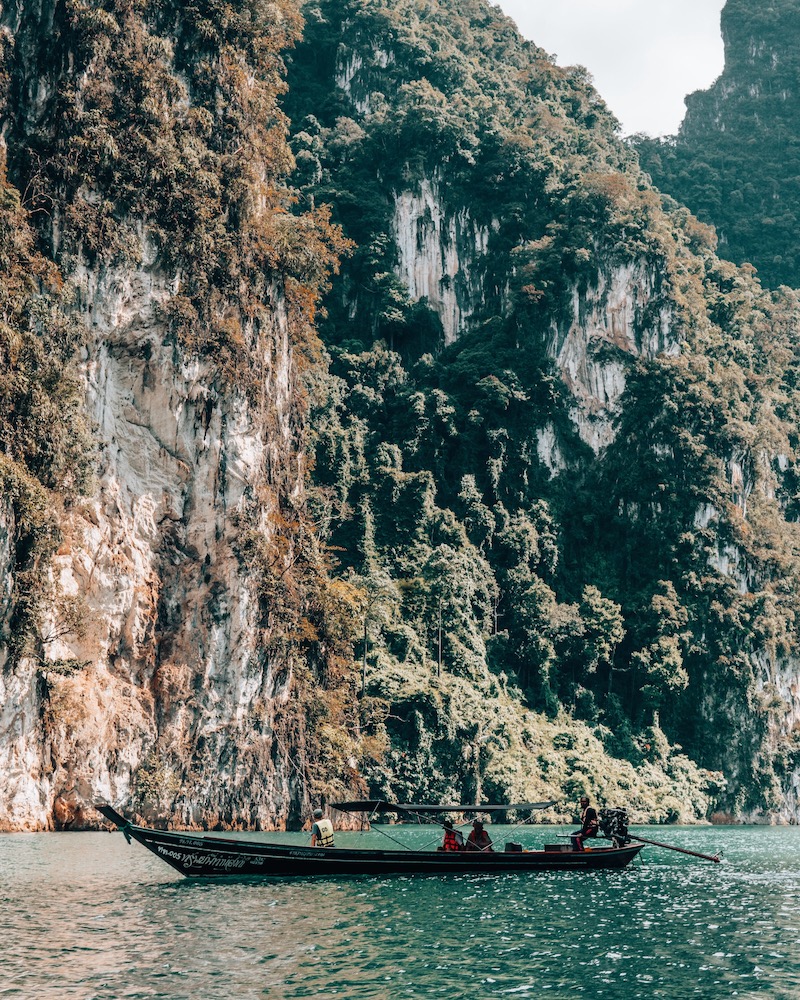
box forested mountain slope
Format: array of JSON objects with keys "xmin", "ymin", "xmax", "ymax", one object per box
[
  {"xmin": 283, "ymin": 0, "xmax": 800, "ymax": 819},
  {"xmin": 635, "ymin": 0, "xmax": 800, "ymax": 289},
  {"xmin": 2, "ymin": 0, "xmax": 800, "ymax": 829}
]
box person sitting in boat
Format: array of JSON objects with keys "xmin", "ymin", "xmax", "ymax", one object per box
[
  {"xmin": 465, "ymin": 818, "xmax": 494, "ymax": 852},
  {"xmin": 441, "ymin": 818, "xmax": 465, "ymax": 851},
  {"xmin": 311, "ymin": 808, "xmax": 335, "ymax": 847},
  {"xmin": 570, "ymin": 795, "xmax": 599, "ymax": 851}
]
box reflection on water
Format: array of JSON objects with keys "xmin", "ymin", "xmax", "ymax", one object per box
[{"xmin": 2, "ymin": 826, "xmax": 800, "ymax": 998}]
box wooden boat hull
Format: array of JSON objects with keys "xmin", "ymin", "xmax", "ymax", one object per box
[{"xmin": 97, "ymin": 806, "xmax": 644, "ymax": 878}]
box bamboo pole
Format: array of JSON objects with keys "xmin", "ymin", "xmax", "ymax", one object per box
[{"xmin": 629, "ymin": 834, "xmax": 721, "ymax": 863}]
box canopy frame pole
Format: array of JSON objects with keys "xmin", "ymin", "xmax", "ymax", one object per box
[
  {"xmin": 358, "ymin": 805, "xmax": 494, "ymax": 854},
  {"xmin": 363, "ymin": 822, "xmax": 420, "ymax": 852},
  {"xmin": 485, "ymin": 808, "xmax": 548, "ymax": 848},
  {"xmin": 394, "ymin": 805, "xmax": 463, "ymax": 852},
  {"xmin": 358, "ymin": 804, "xmax": 436, "ymax": 853},
  {"xmin": 418, "ymin": 807, "xmax": 549, "ymax": 853}
]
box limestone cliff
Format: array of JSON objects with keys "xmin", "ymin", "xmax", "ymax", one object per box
[
  {"xmin": 0, "ymin": 0, "xmax": 356, "ymax": 831},
  {"xmin": 8, "ymin": 262, "xmax": 302, "ymax": 831}
]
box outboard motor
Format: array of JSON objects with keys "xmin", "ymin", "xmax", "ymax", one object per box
[{"xmin": 599, "ymin": 808, "xmax": 630, "ymax": 848}]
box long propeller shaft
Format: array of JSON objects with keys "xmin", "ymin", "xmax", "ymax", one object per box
[{"xmin": 629, "ymin": 834, "xmax": 721, "ymax": 863}]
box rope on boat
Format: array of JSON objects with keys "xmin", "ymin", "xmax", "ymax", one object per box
[
  {"xmin": 436, "ymin": 807, "xmax": 548, "ymax": 853},
  {"xmin": 393, "ymin": 805, "xmax": 495, "ymax": 852}
]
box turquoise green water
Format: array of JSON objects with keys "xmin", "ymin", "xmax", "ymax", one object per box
[{"xmin": 2, "ymin": 825, "xmax": 799, "ymax": 998}]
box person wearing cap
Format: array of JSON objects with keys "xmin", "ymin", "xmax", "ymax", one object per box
[
  {"xmin": 570, "ymin": 795, "xmax": 599, "ymax": 851},
  {"xmin": 441, "ymin": 818, "xmax": 465, "ymax": 851},
  {"xmin": 465, "ymin": 818, "xmax": 493, "ymax": 852},
  {"xmin": 310, "ymin": 808, "xmax": 335, "ymax": 847}
]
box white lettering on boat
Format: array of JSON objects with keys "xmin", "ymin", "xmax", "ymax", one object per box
[{"xmin": 156, "ymin": 845, "xmax": 263, "ymax": 870}]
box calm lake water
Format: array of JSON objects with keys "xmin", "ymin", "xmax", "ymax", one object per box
[{"xmin": 2, "ymin": 824, "xmax": 799, "ymax": 999}]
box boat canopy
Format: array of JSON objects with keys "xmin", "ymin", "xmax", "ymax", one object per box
[{"xmin": 331, "ymin": 799, "xmax": 557, "ymax": 814}]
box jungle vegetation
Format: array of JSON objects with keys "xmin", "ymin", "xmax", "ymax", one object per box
[
  {"xmin": 3, "ymin": 0, "xmax": 800, "ymax": 820},
  {"xmin": 281, "ymin": 0, "xmax": 800, "ymax": 816}
]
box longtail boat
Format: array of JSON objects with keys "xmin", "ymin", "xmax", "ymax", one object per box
[{"xmin": 95, "ymin": 801, "xmax": 648, "ymax": 878}]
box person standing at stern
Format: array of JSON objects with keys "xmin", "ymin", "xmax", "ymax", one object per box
[{"xmin": 570, "ymin": 795, "xmax": 599, "ymax": 851}]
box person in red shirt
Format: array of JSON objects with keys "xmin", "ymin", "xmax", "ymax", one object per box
[{"xmin": 465, "ymin": 819, "xmax": 494, "ymax": 852}]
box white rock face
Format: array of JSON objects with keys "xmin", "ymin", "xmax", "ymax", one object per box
[
  {"xmin": 551, "ymin": 264, "xmax": 677, "ymax": 453},
  {"xmin": 392, "ymin": 177, "xmax": 490, "ymax": 345},
  {"xmin": 728, "ymin": 453, "xmax": 753, "ymax": 517},
  {"xmin": 335, "ymin": 43, "xmax": 394, "ymax": 115},
  {"xmin": 0, "ymin": 246, "xmax": 303, "ymax": 831},
  {"xmin": 0, "ymin": 500, "xmax": 50, "ymax": 825},
  {"xmin": 390, "ymin": 186, "xmax": 675, "ymax": 453},
  {"xmin": 536, "ymin": 424, "xmax": 565, "ymax": 477}
]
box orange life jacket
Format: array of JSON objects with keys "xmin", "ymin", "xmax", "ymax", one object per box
[{"xmin": 443, "ymin": 828, "xmax": 463, "ymax": 851}]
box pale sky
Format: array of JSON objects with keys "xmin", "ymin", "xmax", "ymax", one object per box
[{"xmin": 495, "ymin": 0, "xmax": 726, "ymax": 136}]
